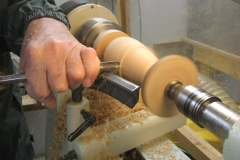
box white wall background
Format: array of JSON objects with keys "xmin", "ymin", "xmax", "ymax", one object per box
[{"xmin": 129, "ymin": 0, "xmax": 188, "ymax": 47}]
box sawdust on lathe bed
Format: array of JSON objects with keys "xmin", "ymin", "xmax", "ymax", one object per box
[
  {"xmin": 79, "ymin": 89, "xmax": 153, "ymax": 143},
  {"xmin": 49, "ymin": 88, "xmax": 153, "ymax": 159}
]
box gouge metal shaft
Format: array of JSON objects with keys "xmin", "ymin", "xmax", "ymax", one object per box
[{"xmin": 0, "ymin": 61, "xmax": 119, "ymax": 85}]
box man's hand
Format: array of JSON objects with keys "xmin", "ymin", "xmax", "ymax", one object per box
[{"xmin": 19, "ymin": 18, "xmax": 100, "ymax": 108}]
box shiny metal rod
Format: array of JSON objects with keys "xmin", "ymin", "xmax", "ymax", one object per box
[
  {"xmin": 166, "ymin": 81, "xmax": 240, "ymax": 140},
  {"xmin": 0, "ymin": 61, "xmax": 120, "ymax": 85},
  {"xmin": 0, "ymin": 73, "xmax": 27, "ymax": 84}
]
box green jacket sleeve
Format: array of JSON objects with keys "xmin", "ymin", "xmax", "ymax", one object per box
[{"xmin": 3, "ymin": 0, "xmax": 70, "ymax": 55}]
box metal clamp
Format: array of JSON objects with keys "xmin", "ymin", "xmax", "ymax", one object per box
[{"xmin": 68, "ymin": 109, "xmax": 96, "ymax": 142}]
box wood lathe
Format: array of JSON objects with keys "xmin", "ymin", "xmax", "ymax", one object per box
[
  {"xmin": 47, "ymin": 2, "xmax": 239, "ymax": 159},
  {"xmin": 2, "ymin": 1, "xmax": 237, "ymax": 160}
]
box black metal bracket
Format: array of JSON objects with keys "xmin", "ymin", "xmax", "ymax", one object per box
[
  {"xmin": 72, "ymin": 73, "xmax": 140, "ymax": 108},
  {"xmin": 72, "ymin": 85, "xmax": 84, "ymax": 103},
  {"xmin": 90, "ymin": 74, "xmax": 140, "ymax": 108}
]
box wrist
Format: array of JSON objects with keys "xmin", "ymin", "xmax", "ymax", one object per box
[
  {"xmin": 22, "ymin": 17, "xmax": 70, "ymax": 52},
  {"xmin": 24, "ymin": 9, "xmax": 71, "ymax": 31},
  {"xmin": 27, "ymin": 17, "xmax": 68, "ymax": 31}
]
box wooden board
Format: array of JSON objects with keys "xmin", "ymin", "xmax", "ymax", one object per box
[
  {"xmin": 182, "ymin": 37, "xmax": 240, "ymax": 80},
  {"xmin": 116, "ymin": 0, "xmax": 131, "ymax": 35},
  {"xmin": 170, "ymin": 125, "xmax": 224, "ymax": 160}
]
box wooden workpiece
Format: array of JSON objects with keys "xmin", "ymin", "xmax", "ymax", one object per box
[
  {"xmin": 94, "ymin": 33, "xmax": 199, "ymax": 117},
  {"xmin": 93, "ymin": 29, "xmax": 128, "ymax": 60},
  {"xmin": 142, "ymin": 55, "xmax": 198, "ymax": 116}
]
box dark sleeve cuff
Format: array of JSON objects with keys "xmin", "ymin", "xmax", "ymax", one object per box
[{"xmin": 24, "ymin": 9, "xmax": 71, "ymax": 31}]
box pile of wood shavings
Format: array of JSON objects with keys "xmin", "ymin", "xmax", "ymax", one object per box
[
  {"xmin": 48, "ymin": 95, "xmax": 71, "ymax": 160},
  {"xmin": 48, "ymin": 88, "xmax": 153, "ymax": 159},
  {"xmin": 79, "ymin": 89, "xmax": 153, "ymax": 144},
  {"xmin": 84, "ymin": 89, "xmax": 149, "ymax": 125}
]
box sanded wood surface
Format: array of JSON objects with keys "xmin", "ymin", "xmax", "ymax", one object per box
[{"xmin": 93, "ymin": 30, "xmax": 128, "ymax": 60}]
